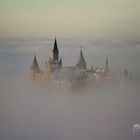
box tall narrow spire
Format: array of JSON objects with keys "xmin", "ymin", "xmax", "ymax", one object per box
[
  {"xmin": 60, "ymin": 57, "xmax": 62, "ymax": 68},
  {"xmin": 30, "ymin": 53, "xmax": 40, "ymax": 73},
  {"xmin": 76, "ymin": 46, "xmax": 87, "ymax": 69},
  {"xmin": 52, "ymin": 37, "xmax": 59, "ymax": 60},
  {"xmin": 105, "ymin": 55, "xmax": 109, "ymax": 73},
  {"xmin": 106, "ymin": 55, "xmax": 108, "ymax": 68}
]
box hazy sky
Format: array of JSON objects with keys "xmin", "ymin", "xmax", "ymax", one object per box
[
  {"xmin": 0, "ymin": 0, "xmax": 140, "ymax": 78},
  {"xmin": 0, "ymin": 0, "xmax": 140, "ymax": 39}
]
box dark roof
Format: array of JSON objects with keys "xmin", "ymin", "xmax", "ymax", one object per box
[
  {"xmin": 76, "ymin": 49, "xmax": 87, "ymax": 68},
  {"xmin": 30, "ymin": 54, "xmax": 40, "ymax": 73},
  {"xmin": 53, "ymin": 38, "xmax": 59, "ymax": 52}
]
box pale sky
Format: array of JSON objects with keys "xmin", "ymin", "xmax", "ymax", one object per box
[{"xmin": 0, "ymin": 0, "xmax": 140, "ymax": 39}]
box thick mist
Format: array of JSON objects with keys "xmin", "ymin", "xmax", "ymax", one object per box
[
  {"xmin": 1, "ymin": 76, "xmax": 140, "ymax": 140},
  {"xmin": 0, "ymin": 37, "xmax": 140, "ymax": 140}
]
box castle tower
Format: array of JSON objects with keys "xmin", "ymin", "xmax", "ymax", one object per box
[
  {"xmin": 29, "ymin": 53, "xmax": 42, "ymax": 82},
  {"xmin": 52, "ymin": 37, "xmax": 59, "ymax": 61},
  {"xmin": 105, "ymin": 55, "xmax": 109, "ymax": 73},
  {"xmin": 46, "ymin": 38, "xmax": 62, "ymax": 79},
  {"xmin": 60, "ymin": 57, "xmax": 62, "ymax": 69},
  {"xmin": 30, "ymin": 53, "xmax": 40, "ymax": 73},
  {"xmin": 76, "ymin": 46, "xmax": 87, "ymax": 70}
]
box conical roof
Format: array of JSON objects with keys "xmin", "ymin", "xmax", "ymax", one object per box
[
  {"xmin": 53, "ymin": 37, "xmax": 59, "ymax": 52},
  {"xmin": 30, "ymin": 54, "xmax": 40, "ymax": 73},
  {"xmin": 76, "ymin": 48, "xmax": 87, "ymax": 69}
]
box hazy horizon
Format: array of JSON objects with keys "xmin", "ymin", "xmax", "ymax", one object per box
[
  {"xmin": 0, "ymin": 36, "xmax": 140, "ymax": 81},
  {"xmin": 1, "ymin": 0, "xmax": 140, "ymax": 79}
]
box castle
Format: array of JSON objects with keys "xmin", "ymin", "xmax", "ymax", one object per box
[{"xmin": 29, "ymin": 38, "xmax": 114, "ymax": 87}]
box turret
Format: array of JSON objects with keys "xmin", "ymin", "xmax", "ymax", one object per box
[
  {"xmin": 52, "ymin": 37, "xmax": 59, "ymax": 61},
  {"xmin": 29, "ymin": 53, "xmax": 42, "ymax": 82},
  {"xmin": 30, "ymin": 53, "xmax": 40, "ymax": 73},
  {"xmin": 76, "ymin": 46, "xmax": 87, "ymax": 70},
  {"xmin": 105, "ymin": 55, "xmax": 109, "ymax": 72}
]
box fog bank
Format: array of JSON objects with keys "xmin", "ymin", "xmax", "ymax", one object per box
[{"xmin": 1, "ymin": 75, "xmax": 140, "ymax": 140}]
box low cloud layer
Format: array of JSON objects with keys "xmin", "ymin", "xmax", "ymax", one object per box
[{"xmin": 1, "ymin": 75, "xmax": 140, "ymax": 140}]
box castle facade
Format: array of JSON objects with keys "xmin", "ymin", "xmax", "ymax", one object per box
[{"xmin": 29, "ymin": 38, "xmax": 115, "ymax": 87}]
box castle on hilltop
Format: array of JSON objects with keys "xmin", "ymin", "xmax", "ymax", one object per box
[{"xmin": 29, "ymin": 38, "xmax": 121, "ymax": 87}]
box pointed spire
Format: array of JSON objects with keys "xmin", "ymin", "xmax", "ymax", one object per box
[
  {"xmin": 60, "ymin": 58, "xmax": 62, "ymax": 68},
  {"xmin": 30, "ymin": 53, "xmax": 40, "ymax": 73},
  {"xmin": 76, "ymin": 46, "xmax": 87, "ymax": 69},
  {"xmin": 52, "ymin": 37, "xmax": 59, "ymax": 60},
  {"xmin": 53, "ymin": 37, "xmax": 59, "ymax": 52},
  {"xmin": 105, "ymin": 55, "xmax": 109, "ymax": 73}
]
